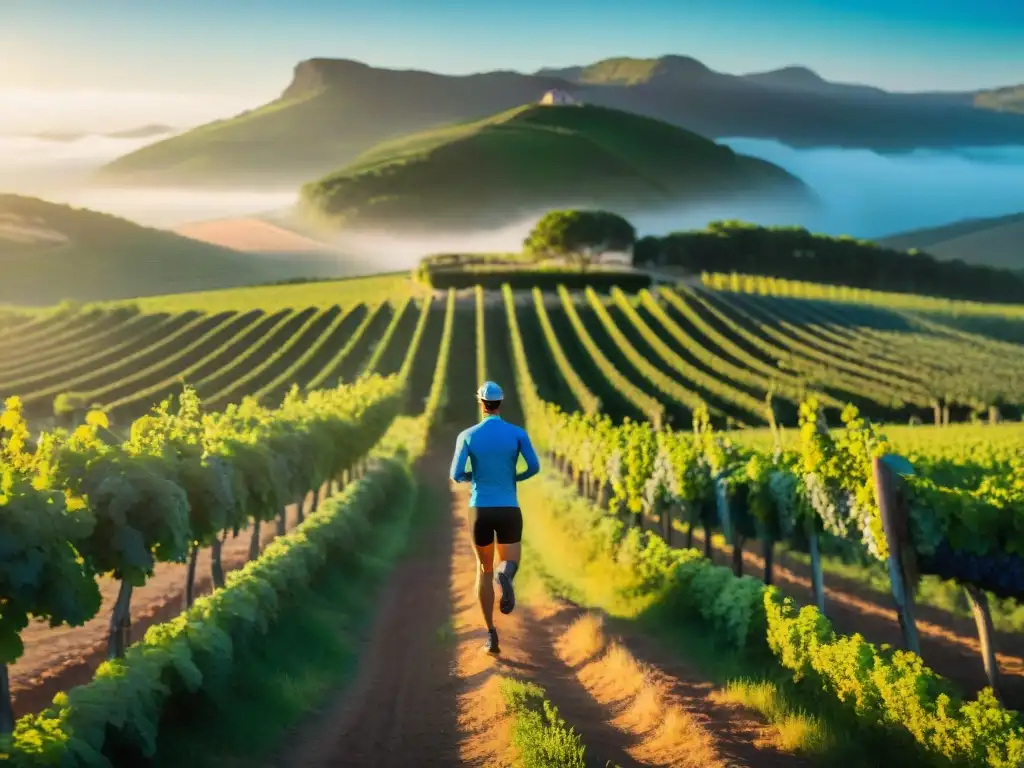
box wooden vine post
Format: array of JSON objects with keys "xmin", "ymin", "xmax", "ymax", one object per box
[
  {"xmin": 715, "ymin": 470, "xmax": 749, "ymax": 577},
  {"xmin": 807, "ymin": 412, "xmax": 828, "ymax": 614},
  {"xmin": 762, "ymin": 535, "xmax": 775, "ymax": 586},
  {"xmin": 714, "ymin": 472, "xmax": 733, "ymax": 547},
  {"xmin": 732, "ymin": 533, "xmax": 745, "ymax": 577},
  {"xmin": 662, "ymin": 499, "xmax": 673, "ymax": 546},
  {"xmin": 182, "ymin": 543, "xmax": 200, "ymax": 610},
  {"xmin": 963, "ymin": 584, "xmax": 1002, "ymax": 700},
  {"xmin": 0, "ymin": 665, "xmax": 12, "ymax": 735},
  {"xmin": 806, "ymin": 518, "xmax": 826, "ymax": 614},
  {"xmin": 107, "ymin": 580, "xmax": 134, "ymax": 659},
  {"xmin": 871, "ymin": 453, "xmax": 921, "ymax": 656},
  {"xmin": 211, "ymin": 529, "xmax": 228, "ymax": 588},
  {"xmin": 761, "ymin": 420, "xmax": 784, "ymax": 588},
  {"xmin": 248, "ymin": 520, "xmax": 262, "ymax": 560}
]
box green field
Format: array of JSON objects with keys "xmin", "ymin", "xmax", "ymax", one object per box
[
  {"xmin": 4, "ymin": 270, "xmax": 1024, "ymax": 768},
  {"xmin": 120, "ymin": 272, "xmax": 421, "ymax": 313}
]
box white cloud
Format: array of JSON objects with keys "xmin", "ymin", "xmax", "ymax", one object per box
[{"xmin": 0, "ymin": 134, "xmax": 167, "ymax": 168}]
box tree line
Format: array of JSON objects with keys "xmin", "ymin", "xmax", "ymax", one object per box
[
  {"xmin": 634, "ymin": 220, "xmax": 1024, "ymax": 304},
  {"xmin": 415, "ymin": 209, "xmax": 1024, "ymax": 305}
]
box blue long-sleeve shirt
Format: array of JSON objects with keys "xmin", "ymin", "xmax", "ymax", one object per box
[{"xmin": 449, "ymin": 415, "xmax": 540, "ymax": 507}]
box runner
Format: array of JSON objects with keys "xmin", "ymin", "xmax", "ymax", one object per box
[{"xmin": 449, "ymin": 381, "xmax": 540, "ymax": 655}]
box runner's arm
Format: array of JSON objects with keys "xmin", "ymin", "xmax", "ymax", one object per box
[
  {"xmin": 516, "ymin": 432, "xmax": 540, "ymax": 482},
  {"xmin": 450, "ymin": 432, "xmax": 472, "ymax": 482}
]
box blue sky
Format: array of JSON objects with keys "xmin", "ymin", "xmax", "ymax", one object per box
[{"xmin": 2, "ymin": 0, "xmax": 1021, "ymax": 98}]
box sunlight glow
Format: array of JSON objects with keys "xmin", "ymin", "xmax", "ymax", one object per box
[{"xmin": 0, "ymin": 88, "xmax": 259, "ymax": 134}]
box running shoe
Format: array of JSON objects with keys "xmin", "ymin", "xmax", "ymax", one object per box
[
  {"xmin": 484, "ymin": 627, "xmax": 500, "ymax": 655},
  {"xmin": 496, "ymin": 567, "xmax": 516, "ymax": 615}
]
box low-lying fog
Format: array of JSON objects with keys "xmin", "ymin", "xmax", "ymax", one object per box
[
  {"xmin": 3, "ymin": 134, "xmax": 1024, "ymax": 274},
  {"xmin": 721, "ymin": 139, "xmax": 1024, "ymax": 238}
]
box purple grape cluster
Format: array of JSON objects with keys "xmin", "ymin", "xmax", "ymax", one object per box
[{"xmin": 919, "ymin": 540, "xmax": 1024, "ymax": 599}]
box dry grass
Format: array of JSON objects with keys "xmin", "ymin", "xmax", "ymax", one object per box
[
  {"xmin": 556, "ymin": 613, "xmax": 726, "ymax": 768},
  {"xmin": 709, "ymin": 681, "xmax": 828, "ymax": 755}
]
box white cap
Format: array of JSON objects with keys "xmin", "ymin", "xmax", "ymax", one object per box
[{"xmin": 476, "ymin": 381, "xmax": 504, "ymax": 401}]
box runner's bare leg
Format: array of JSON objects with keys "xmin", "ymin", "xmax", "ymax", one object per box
[
  {"xmin": 474, "ymin": 542, "xmax": 496, "ymax": 630},
  {"xmin": 496, "ymin": 542, "xmax": 521, "ymax": 569}
]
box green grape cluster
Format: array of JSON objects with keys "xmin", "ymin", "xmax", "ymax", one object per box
[
  {"xmin": 0, "ymin": 372, "xmax": 406, "ymax": 687},
  {"xmin": 0, "ymin": 277, "xmax": 459, "ymax": 757},
  {"xmin": 526, "ymin": 451, "xmax": 1024, "ymax": 768},
  {"xmin": 7, "ymin": 452, "xmax": 420, "ymax": 765},
  {"xmin": 765, "ymin": 589, "xmax": 1024, "ymax": 768},
  {"xmin": 502, "ymin": 279, "xmax": 1024, "ymax": 596},
  {"xmin": 522, "ymin": 358, "xmax": 1024, "ymax": 595}
]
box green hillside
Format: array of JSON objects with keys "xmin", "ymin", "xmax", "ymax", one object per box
[
  {"xmin": 880, "ymin": 211, "xmax": 1024, "ymax": 271},
  {"xmin": 97, "ymin": 56, "xmax": 1024, "ymax": 186},
  {"xmin": 98, "ymin": 59, "xmax": 564, "ymax": 186},
  {"xmin": 299, "ymin": 103, "xmax": 810, "ymax": 233},
  {"xmin": 0, "ymin": 195, "xmax": 355, "ymax": 306}
]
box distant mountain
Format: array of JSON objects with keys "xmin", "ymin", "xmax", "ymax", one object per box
[
  {"xmin": 0, "ymin": 195, "xmax": 354, "ymax": 305},
  {"xmin": 299, "ymin": 102, "xmax": 811, "ymax": 234},
  {"xmin": 535, "ymin": 55, "xmax": 717, "ymax": 85},
  {"xmin": 740, "ymin": 66, "xmax": 889, "ymax": 99},
  {"xmin": 98, "ymin": 55, "xmax": 1024, "ymax": 187},
  {"xmin": 35, "ymin": 124, "xmax": 175, "ymax": 142},
  {"xmin": 879, "ymin": 211, "xmax": 1024, "ymax": 271}
]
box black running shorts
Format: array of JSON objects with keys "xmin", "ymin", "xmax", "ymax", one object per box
[{"xmin": 469, "ymin": 506, "xmax": 523, "ymax": 546}]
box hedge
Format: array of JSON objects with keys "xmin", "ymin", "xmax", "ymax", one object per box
[
  {"xmin": 524, "ymin": 472, "xmax": 1024, "ymax": 768},
  {"xmin": 417, "ymin": 269, "xmax": 651, "ymax": 292},
  {"xmin": 634, "ymin": 221, "xmax": 1024, "ymax": 305},
  {"xmin": 2, "ymin": 456, "xmax": 416, "ymax": 767}
]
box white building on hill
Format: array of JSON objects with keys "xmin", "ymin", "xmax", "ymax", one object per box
[{"xmin": 540, "ymin": 89, "xmax": 579, "ymax": 106}]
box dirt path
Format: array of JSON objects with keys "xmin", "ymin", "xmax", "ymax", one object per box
[
  {"xmin": 281, "ymin": 442, "xmax": 809, "ymax": 767},
  {"xmin": 281, "ymin": 458, "xmax": 463, "ymax": 768},
  {"xmin": 683, "ymin": 526, "xmax": 1024, "ymax": 709},
  {"xmin": 10, "ymin": 494, "xmax": 318, "ymax": 719},
  {"xmin": 553, "ymin": 606, "xmax": 811, "ymax": 768},
  {"xmin": 280, "ymin": 443, "xmax": 580, "ymax": 768}
]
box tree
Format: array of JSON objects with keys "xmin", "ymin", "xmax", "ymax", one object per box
[
  {"xmin": 524, "ymin": 210, "xmax": 636, "ymax": 270},
  {"xmin": 632, "ymin": 235, "xmax": 661, "ymax": 266}
]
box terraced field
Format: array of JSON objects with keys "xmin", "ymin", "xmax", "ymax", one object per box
[
  {"xmin": 5, "ymin": 283, "xmax": 1020, "ymax": 433},
  {"xmin": 4, "ymin": 277, "xmax": 1024, "ymax": 768}
]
